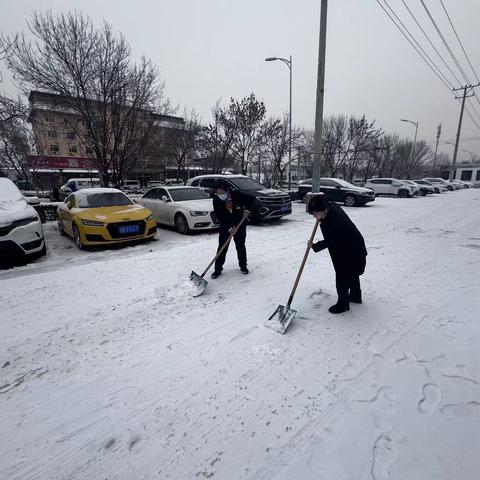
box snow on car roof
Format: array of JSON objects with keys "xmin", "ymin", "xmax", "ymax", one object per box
[
  {"xmin": 74, "ymin": 188, "xmax": 123, "ymax": 196},
  {"xmin": 0, "ymin": 178, "xmax": 24, "ymax": 202},
  {"xmin": 190, "ymin": 174, "xmax": 248, "ymax": 179}
]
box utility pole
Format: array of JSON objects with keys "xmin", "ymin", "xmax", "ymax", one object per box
[
  {"xmin": 312, "ymin": 0, "xmax": 328, "ymax": 194},
  {"xmin": 451, "ymin": 83, "xmax": 480, "ymax": 180},
  {"xmin": 433, "ymin": 123, "xmax": 442, "ymax": 173}
]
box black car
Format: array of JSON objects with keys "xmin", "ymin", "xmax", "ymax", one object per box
[
  {"xmin": 186, "ymin": 175, "xmax": 292, "ymax": 223},
  {"xmin": 298, "ymin": 178, "xmax": 375, "ymax": 206}
]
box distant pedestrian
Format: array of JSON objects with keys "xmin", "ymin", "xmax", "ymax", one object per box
[
  {"xmin": 211, "ymin": 181, "xmax": 252, "ymax": 278},
  {"xmin": 52, "ymin": 185, "xmax": 60, "ymax": 201},
  {"xmin": 307, "ymin": 195, "xmax": 367, "ymax": 314}
]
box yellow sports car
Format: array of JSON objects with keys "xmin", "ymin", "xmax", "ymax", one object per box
[{"xmin": 57, "ymin": 188, "xmax": 157, "ymax": 248}]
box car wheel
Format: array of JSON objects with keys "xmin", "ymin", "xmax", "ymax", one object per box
[
  {"xmin": 344, "ymin": 194, "xmax": 357, "ymax": 207},
  {"xmin": 419, "ymin": 189, "xmax": 426, "ymax": 196},
  {"xmin": 58, "ymin": 221, "xmax": 67, "ymax": 236},
  {"xmin": 72, "ymin": 223, "xmax": 84, "ymax": 249},
  {"xmin": 398, "ymin": 189, "xmax": 408, "ymax": 198},
  {"xmin": 301, "ymin": 193, "xmax": 308, "ymax": 204},
  {"xmin": 175, "ymin": 213, "xmax": 190, "ymax": 234}
]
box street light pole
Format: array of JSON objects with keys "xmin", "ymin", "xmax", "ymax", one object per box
[
  {"xmin": 433, "ymin": 123, "xmax": 442, "ymax": 173},
  {"xmin": 312, "ymin": 0, "xmax": 328, "ymax": 194},
  {"xmin": 265, "ymin": 55, "xmax": 293, "ymax": 189},
  {"xmin": 401, "ymin": 118, "xmax": 419, "ymax": 178}
]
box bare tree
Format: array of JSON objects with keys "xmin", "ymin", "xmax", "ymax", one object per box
[
  {"xmin": 162, "ymin": 110, "xmax": 201, "ymax": 180},
  {"xmin": 6, "ymin": 11, "xmax": 171, "ymax": 186},
  {"xmin": 227, "ymin": 93, "xmax": 266, "ymax": 175},
  {"xmin": 197, "ymin": 102, "xmax": 235, "ymax": 174}
]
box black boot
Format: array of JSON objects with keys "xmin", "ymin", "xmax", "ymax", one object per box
[
  {"xmin": 328, "ymin": 303, "xmax": 350, "ymax": 314},
  {"xmin": 211, "ymin": 271, "xmax": 222, "ymax": 279},
  {"xmin": 349, "ymin": 291, "xmax": 362, "ymax": 304},
  {"xmin": 241, "ymin": 267, "xmax": 249, "ymax": 274}
]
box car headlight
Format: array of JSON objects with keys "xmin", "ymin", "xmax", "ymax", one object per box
[
  {"xmin": 190, "ymin": 211, "xmax": 209, "ymax": 216},
  {"xmin": 146, "ymin": 214, "xmax": 156, "ymax": 221},
  {"xmin": 81, "ymin": 219, "xmax": 104, "ymax": 227}
]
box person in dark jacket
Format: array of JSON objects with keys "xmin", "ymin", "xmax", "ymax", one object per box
[
  {"xmin": 211, "ymin": 180, "xmax": 251, "ymax": 278},
  {"xmin": 52, "ymin": 185, "xmax": 60, "ymax": 202},
  {"xmin": 307, "ymin": 194, "xmax": 367, "ymax": 314}
]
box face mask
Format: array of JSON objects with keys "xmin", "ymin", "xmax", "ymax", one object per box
[{"xmin": 218, "ymin": 193, "xmax": 228, "ymax": 201}]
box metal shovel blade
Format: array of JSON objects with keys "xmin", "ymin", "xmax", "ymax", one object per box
[
  {"xmin": 189, "ymin": 271, "xmax": 208, "ymax": 297},
  {"xmin": 265, "ymin": 304, "xmax": 297, "ymax": 334}
]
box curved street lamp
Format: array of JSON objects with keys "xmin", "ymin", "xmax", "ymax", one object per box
[{"xmin": 266, "ymin": 56, "xmax": 293, "ymax": 188}]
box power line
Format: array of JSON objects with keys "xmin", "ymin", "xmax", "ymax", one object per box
[
  {"xmin": 465, "ymin": 106, "xmax": 480, "ymax": 131},
  {"xmin": 419, "ymin": 0, "xmax": 471, "ymax": 85},
  {"xmin": 382, "ymin": 0, "xmax": 454, "ymax": 89},
  {"xmin": 376, "ymin": 0, "xmax": 453, "ymax": 92},
  {"xmin": 401, "ymin": 0, "xmax": 462, "ymax": 88},
  {"xmin": 467, "ymin": 98, "xmax": 480, "ymax": 125},
  {"xmin": 439, "ymin": 0, "xmax": 480, "ymax": 84}
]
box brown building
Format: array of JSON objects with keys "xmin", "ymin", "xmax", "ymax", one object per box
[{"xmin": 27, "ymin": 90, "xmax": 186, "ymax": 189}]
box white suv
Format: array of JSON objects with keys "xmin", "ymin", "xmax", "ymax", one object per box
[
  {"xmin": 0, "ymin": 178, "xmax": 46, "ymax": 261},
  {"xmin": 364, "ymin": 178, "xmax": 415, "ymax": 197}
]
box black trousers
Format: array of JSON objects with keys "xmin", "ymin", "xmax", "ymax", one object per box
[
  {"xmin": 214, "ymin": 226, "xmax": 247, "ymax": 273},
  {"xmin": 335, "ymin": 273, "xmax": 361, "ymax": 306}
]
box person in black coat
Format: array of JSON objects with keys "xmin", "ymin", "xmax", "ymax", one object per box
[
  {"xmin": 307, "ymin": 194, "xmax": 367, "ymax": 314},
  {"xmin": 211, "ymin": 180, "xmax": 252, "ymax": 278}
]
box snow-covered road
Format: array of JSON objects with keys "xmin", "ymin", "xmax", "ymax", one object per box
[{"xmin": 1, "ymin": 191, "xmax": 480, "ymax": 479}]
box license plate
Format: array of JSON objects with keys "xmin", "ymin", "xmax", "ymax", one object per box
[{"xmin": 119, "ymin": 224, "xmax": 139, "ymax": 235}]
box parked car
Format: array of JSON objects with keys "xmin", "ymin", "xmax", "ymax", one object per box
[
  {"xmin": 164, "ymin": 178, "xmax": 185, "ymax": 186},
  {"xmin": 0, "ymin": 178, "xmax": 46, "ymax": 260},
  {"xmin": 446, "ymin": 180, "xmax": 462, "ymax": 190},
  {"xmin": 60, "ymin": 178, "xmax": 101, "ymax": 200},
  {"xmin": 400, "ymin": 180, "xmax": 421, "ymax": 196},
  {"xmin": 364, "ymin": 178, "xmax": 415, "ymax": 197},
  {"xmin": 449, "ymin": 179, "xmax": 470, "ymax": 189},
  {"xmin": 413, "ymin": 179, "xmax": 444, "ymax": 193},
  {"xmin": 423, "ymin": 177, "xmax": 454, "ymax": 191},
  {"xmin": 453, "ymin": 180, "xmax": 473, "ymax": 188},
  {"xmin": 409, "ymin": 180, "xmax": 435, "ymax": 195},
  {"xmin": 120, "ymin": 179, "xmax": 141, "ymax": 193},
  {"xmin": 57, "ymin": 188, "xmax": 157, "ymax": 249},
  {"xmin": 298, "ymin": 178, "xmax": 375, "ymax": 206},
  {"xmin": 186, "ymin": 174, "xmax": 292, "ymax": 223},
  {"xmin": 136, "ymin": 186, "xmax": 218, "ymax": 234}
]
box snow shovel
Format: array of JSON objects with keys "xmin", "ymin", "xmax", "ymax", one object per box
[
  {"xmin": 266, "ymin": 218, "xmax": 321, "ymax": 334},
  {"xmin": 189, "ymin": 214, "xmax": 249, "ymax": 297}
]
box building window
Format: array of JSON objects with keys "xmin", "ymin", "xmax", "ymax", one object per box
[
  {"xmin": 460, "ymin": 170, "xmax": 473, "ymax": 181},
  {"xmin": 476, "ymin": 170, "xmax": 480, "ymax": 181},
  {"xmin": 66, "ymin": 132, "xmax": 76, "ymax": 140},
  {"xmin": 48, "ymin": 131, "xmax": 58, "ymax": 139},
  {"xmin": 50, "ymin": 144, "xmax": 59, "ymax": 153},
  {"xmin": 69, "ymin": 145, "xmax": 78, "ymax": 154}
]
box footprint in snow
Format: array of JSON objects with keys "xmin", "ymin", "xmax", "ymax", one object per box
[
  {"xmin": 371, "ymin": 434, "xmax": 395, "ymax": 480},
  {"xmin": 418, "ymin": 383, "xmax": 441, "ymax": 414}
]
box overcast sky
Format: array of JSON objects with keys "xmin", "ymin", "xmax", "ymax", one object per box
[{"xmin": 2, "ymin": 0, "xmax": 480, "ymax": 160}]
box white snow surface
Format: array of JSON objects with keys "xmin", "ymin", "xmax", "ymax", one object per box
[{"xmin": 1, "ymin": 191, "xmax": 480, "ymax": 479}]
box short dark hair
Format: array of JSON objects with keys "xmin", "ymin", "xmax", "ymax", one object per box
[
  {"xmin": 215, "ymin": 180, "xmax": 230, "ymax": 191},
  {"xmin": 307, "ymin": 194, "xmax": 329, "ymax": 214}
]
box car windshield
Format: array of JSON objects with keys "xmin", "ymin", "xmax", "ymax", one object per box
[
  {"xmin": 229, "ymin": 178, "xmax": 265, "ymax": 190},
  {"xmin": 169, "ymin": 188, "xmax": 209, "ymax": 201},
  {"xmin": 78, "ymin": 192, "xmax": 132, "ymax": 208},
  {"xmin": 0, "ymin": 179, "xmax": 23, "ymax": 202}
]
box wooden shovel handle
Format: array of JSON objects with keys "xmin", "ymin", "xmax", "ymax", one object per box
[
  {"xmin": 286, "ymin": 218, "xmax": 321, "ymax": 307},
  {"xmin": 201, "ymin": 214, "xmax": 249, "ymax": 278}
]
